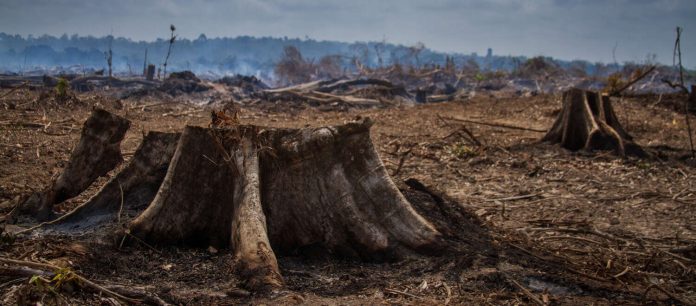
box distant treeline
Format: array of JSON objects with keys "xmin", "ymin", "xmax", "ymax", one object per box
[{"xmin": 0, "ymin": 32, "xmax": 625, "ymax": 81}]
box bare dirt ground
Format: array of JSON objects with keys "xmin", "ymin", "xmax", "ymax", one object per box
[{"xmin": 0, "ymin": 87, "xmax": 695, "ymax": 305}]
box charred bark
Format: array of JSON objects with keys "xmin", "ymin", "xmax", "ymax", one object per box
[
  {"xmin": 260, "ymin": 120, "xmax": 443, "ymax": 259},
  {"xmin": 10, "ymin": 109, "xmax": 130, "ymax": 222},
  {"xmin": 126, "ymin": 119, "xmax": 442, "ymax": 290},
  {"xmin": 23, "ymin": 111, "xmax": 446, "ymax": 292},
  {"xmin": 542, "ymin": 88, "xmax": 644, "ymax": 156}
]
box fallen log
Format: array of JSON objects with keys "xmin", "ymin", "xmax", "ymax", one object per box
[
  {"xmin": 315, "ymin": 78, "xmax": 398, "ymax": 93},
  {"xmin": 441, "ymin": 116, "xmax": 547, "ymax": 133},
  {"xmin": 263, "ymin": 78, "xmax": 412, "ymax": 106},
  {"xmin": 69, "ymin": 76, "xmax": 159, "ymax": 92}
]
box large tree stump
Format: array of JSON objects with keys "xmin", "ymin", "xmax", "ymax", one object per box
[
  {"xmin": 20, "ymin": 111, "xmax": 449, "ymax": 290},
  {"xmin": 542, "ymin": 88, "xmax": 644, "ymax": 156},
  {"xmin": 128, "ymin": 120, "xmax": 443, "ymax": 290},
  {"xmin": 23, "ymin": 111, "xmax": 447, "ymax": 292},
  {"xmin": 9, "ymin": 109, "xmax": 130, "ymax": 222}
]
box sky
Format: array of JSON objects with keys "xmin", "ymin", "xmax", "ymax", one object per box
[{"xmin": 1, "ymin": 0, "xmax": 695, "ymax": 67}]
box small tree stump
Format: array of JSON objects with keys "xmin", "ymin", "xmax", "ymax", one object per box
[
  {"xmin": 146, "ymin": 64, "xmax": 156, "ymax": 81},
  {"xmin": 542, "ymin": 88, "xmax": 644, "ymax": 156}
]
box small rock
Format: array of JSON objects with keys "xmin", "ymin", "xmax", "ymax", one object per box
[
  {"xmin": 227, "ymin": 288, "xmax": 251, "ymax": 297},
  {"xmin": 207, "ymin": 246, "xmax": 218, "ymax": 254}
]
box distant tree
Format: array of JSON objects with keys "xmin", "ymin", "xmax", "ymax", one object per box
[
  {"xmin": 515, "ymin": 56, "xmax": 561, "ymax": 78},
  {"xmin": 350, "ymin": 43, "xmax": 369, "ymax": 74},
  {"xmin": 592, "ymin": 62, "xmax": 609, "ymax": 77},
  {"xmin": 461, "ymin": 58, "xmax": 480, "ymax": 77},
  {"xmin": 409, "ymin": 42, "xmax": 426, "ymax": 68},
  {"xmin": 514, "ymin": 56, "xmax": 562, "ymax": 93},
  {"xmin": 275, "ymin": 45, "xmax": 312, "ymax": 85},
  {"xmin": 568, "ymin": 60, "xmax": 589, "ymax": 78},
  {"xmin": 373, "ymin": 37, "xmax": 387, "ymax": 68},
  {"xmin": 55, "ymin": 77, "xmax": 68, "ymax": 98},
  {"xmin": 142, "ymin": 48, "xmax": 148, "ymax": 76},
  {"xmin": 444, "ymin": 56, "xmax": 456, "ymax": 73},
  {"xmin": 104, "ymin": 34, "xmax": 113, "ymax": 77},
  {"xmin": 317, "ymin": 54, "xmax": 343, "ymax": 79},
  {"xmin": 163, "ymin": 24, "xmax": 177, "ymax": 78}
]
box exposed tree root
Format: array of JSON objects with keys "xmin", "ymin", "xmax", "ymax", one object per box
[
  {"xmin": 42, "ymin": 131, "xmax": 180, "ymax": 233},
  {"xmin": 9, "ymin": 109, "xmax": 130, "ymax": 222}
]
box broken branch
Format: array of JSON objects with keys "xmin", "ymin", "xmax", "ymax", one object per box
[{"xmin": 442, "ymin": 116, "xmax": 546, "ymax": 133}]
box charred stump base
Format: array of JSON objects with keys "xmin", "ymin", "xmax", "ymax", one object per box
[
  {"xmin": 34, "ymin": 115, "xmax": 448, "ymax": 291},
  {"xmin": 542, "ymin": 88, "xmax": 645, "ymax": 156}
]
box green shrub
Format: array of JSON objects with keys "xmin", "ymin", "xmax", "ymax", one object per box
[
  {"xmin": 448, "ymin": 142, "xmax": 479, "ymax": 159},
  {"xmin": 55, "ymin": 77, "xmax": 69, "ymax": 98}
]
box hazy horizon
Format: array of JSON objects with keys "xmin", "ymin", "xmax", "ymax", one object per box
[{"xmin": 1, "ymin": 0, "xmax": 696, "ymax": 67}]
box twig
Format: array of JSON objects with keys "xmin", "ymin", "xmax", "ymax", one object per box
[
  {"xmin": 502, "ymin": 272, "xmax": 546, "ymax": 305},
  {"xmin": 122, "ymin": 230, "xmax": 162, "ymax": 254},
  {"xmin": 0, "ymin": 121, "xmax": 46, "ymax": 128},
  {"xmin": 538, "ymin": 235, "xmax": 603, "ymax": 245},
  {"xmin": 642, "ymin": 283, "xmax": 695, "ymax": 306},
  {"xmin": 612, "ymin": 266, "xmax": 630, "ymax": 279},
  {"xmin": 438, "ymin": 114, "xmax": 482, "ymax": 146},
  {"xmin": 117, "ymin": 180, "xmax": 124, "ymax": 224},
  {"xmin": 564, "ymin": 267, "xmax": 610, "ymax": 282},
  {"xmin": 392, "ymin": 147, "xmax": 413, "ymax": 176},
  {"xmin": 662, "ymin": 79, "xmax": 689, "ymax": 94},
  {"xmin": 384, "ymin": 288, "xmax": 424, "ymax": 300},
  {"xmin": 442, "ymin": 281, "xmax": 452, "ymax": 305},
  {"xmin": 0, "ymin": 266, "xmax": 52, "ymax": 278},
  {"xmin": 103, "ymin": 285, "xmax": 170, "ymax": 306},
  {"xmin": 442, "ymin": 116, "xmax": 546, "ymax": 133},
  {"xmin": 0, "ymin": 257, "xmax": 142, "ymax": 304},
  {"xmin": 0, "ymin": 81, "xmax": 28, "ymax": 99},
  {"xmin": 508, "ymin": 243, "xmax": 610, "ymax": 282},
  {"xmin": 0, "ymin": 278, "xmax": 26, "ymax": 290},
  {"xmin": 133, "ymin": 101, "xmax": 169, "ymax": 111},
  {"xmin": 650, "ymin": 93, "xmax": 664, "ymax": 108},
  {"xmin": 662, "ymin": 250, "xmax": 693, "ymax": 263},
  {"xmin": 672, "ymin": 27, "xmax": 695, "ymax": 158},
  {"xmin": 162, "ymin": 109, "xmax": 200, "ymax": 117},
  {"xmin": 487, "ymin": 193, "xmax": 540, "ymax": 202},
  {"xmin": 457, "ymin": 124, "xmax": 482, "ymax": 146},
  {"xmin": 608, "ymin": 66, "xmax": 656, "ymax": 97}
]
